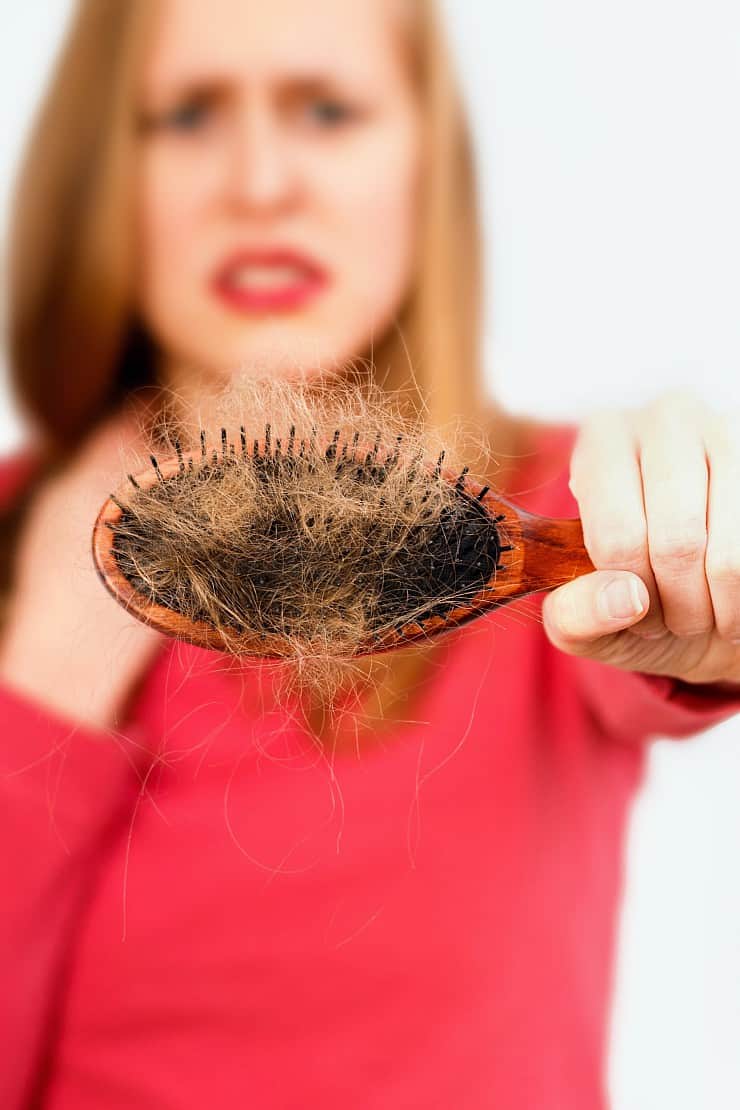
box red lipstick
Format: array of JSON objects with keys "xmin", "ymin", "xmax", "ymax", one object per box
[{"xmin": 210, "ymin": 248, "xmax": 328, "ymax": 313}]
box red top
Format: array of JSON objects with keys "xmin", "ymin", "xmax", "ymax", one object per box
[{"xmin": 2, "ymin": 422, "xmax": 739, "ymax": 1110}]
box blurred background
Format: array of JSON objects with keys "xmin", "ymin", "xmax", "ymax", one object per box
[{"xmin": 2, "ymin": 2, "xmax": 738, "ymax": 1106}]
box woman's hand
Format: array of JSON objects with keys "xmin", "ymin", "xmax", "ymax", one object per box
[
  {"xmin": 541, "ymin": 389, "xmax": 740, "ymax": 689},
  {"xmin": 0, "ymin": 400, "xmax": 167, "ymax": 731}
]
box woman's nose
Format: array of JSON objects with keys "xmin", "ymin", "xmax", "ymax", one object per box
[{"xmin": 223, "ymin": 100, "xmax": 301, "ymax": 216}]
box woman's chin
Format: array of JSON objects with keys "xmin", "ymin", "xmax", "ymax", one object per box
[{"xmin": 202, "ymin": 342, "xmax": 358, "ymax": 386}]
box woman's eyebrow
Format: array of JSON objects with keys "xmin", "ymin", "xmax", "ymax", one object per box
[
  {"xmin": 139, "ymin": 75, "xmax": 235, "ymax": 113},
  {"xmin": 141, "ymin": 66, "xmax": 361, "ymax": 109}
]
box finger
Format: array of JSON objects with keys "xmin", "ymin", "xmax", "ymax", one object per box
[
  {"xmin": 704, "ymin": 409, "xmax": 740, "ymax": 644},
  {"xmin": 637, "ymin": 392, "xmax": 714, "ymax": 638},
  {"xmin": 541, "ymin": 570, "xmax": 650, "ymax": 656},
  {"xmin": 569, "ymin": 408, "xmax": 665, "ymax": 638}
]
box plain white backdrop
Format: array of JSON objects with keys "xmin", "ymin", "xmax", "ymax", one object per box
[{"xmin": 1, "ymin": 3, "xmax": 739, "ymax": 1107}]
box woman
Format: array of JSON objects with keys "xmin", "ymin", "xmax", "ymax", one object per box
[{"xmin": 1, "ymin": 1, "xmax": 738, "ymax": 1107}]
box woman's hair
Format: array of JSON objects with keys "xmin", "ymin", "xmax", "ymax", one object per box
[
  {"xmin": 2, "ymin": 0, "xmax": 527, "ymax": 743},
  {"xmin": 6, "ymin": 0, "xmax": 495, "ymax": 446}
]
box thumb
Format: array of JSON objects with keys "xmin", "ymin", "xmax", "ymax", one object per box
[{"xmin": 541, "ymin": 570, "xmax": 650, "ymax": 658}]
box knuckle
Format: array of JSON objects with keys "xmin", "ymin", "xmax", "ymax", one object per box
[
  {"xmin": 705, "ymin": 549, "xmax": 740, "ymax": 583},
  {"xmin": 577, "ymin": 407, "xmax": 627, "ymax": 446},
  {"xmin": 649, "ymin": 524, "xmax": 707, "ymax": 567},
  {"xmin": 704, "ymin": 410, "xmax": 738, "ymax": 453},
  {"xmin": 665, "ymin": 614, "xmax": 714, "ymax": 638},
  {"xmin": 717, "ymin": 621, "xmax": 740, "ymax": 644},
  {"xmin": 653, "ymin": 387, "xmax": 703, "ymax": 413},
  {"xmin": 588, "ymin": 529, "xmax": 647, "ymax": 568}
]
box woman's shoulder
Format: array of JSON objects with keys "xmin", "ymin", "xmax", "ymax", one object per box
[{"xmin": 0, "ymin": 443, "xmax": 45, "ymax": 514}]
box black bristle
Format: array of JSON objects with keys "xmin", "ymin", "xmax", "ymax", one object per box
[
  {"xmin": 385, "ymin": 434, "xmax": 403, "ymax": 469},
  {"xmin": 433, "ymin": 450, "xmax": 446, "ymax": 480},
  {"xmin": 110, "ymin": 493, "xmax": 128, "ymax": 513},
  {"xmin": 494, "ymin": 513, "xmax": 505, "ymax": 523},
  {"xmin": 476, "ymin": 485, "xmax": 490, "ymax": 502},
  {"xmin": 299, "ymin": 439, "xmax": 306, "ymax": 459},
  {"xmin": 211, "ymin": 449, "xmax": 218, "ymax": 466},
  {"xmin": 264, "ymin": 423, "xmax": 271, "ymax": 454},
  {"xmin": 150, "ymin": 455, "xmax": 165, "ymax": 483},
  {"xmin": 371, "ymin": 431, "xmax": 381, "ymax": 461},
  {"xmin": 325, "ymin": 429, "xmax": 340, "ymax": 462},
  {"xmin": 174, "ymin": 438, "xmax": 185, "ymax": 473},
  {"xmin": 455, "ymin": 466, "xmax": 470, "ymax": 492},
  {"xmin": 253, "ymin": 438, "xmax": 259, "ymax": 459},
  {"xmin": 127, "ymin": 473, "xmax": 140, "ymax": 490},
  {"xmin": 350, "ymin": 431, "xmax": 360, "ymax": 462},
  {"xmin": 200, "ymin": 429, "xmax": 207, "ymax": 458},
  {"xmin": 275, "ymin": 437, "xmax": 282, "ymax": 459},
  {"xmin": 221, "ymin": 427, "xmax": 227, "ymax": 458},
  {"xmin": 499, "ymin": 543, "xmax": 514, "ymax": 552},
  {"xmin": 407, "ymin": 447, "xmax": 424, "ymax": 483},
  {"xmin": 240, "ymin": 425, "xmax": 247, "ymax": 457},
  {"xmin": 287, "ymin": 425, "xmax": 296, "ymax": 457}
]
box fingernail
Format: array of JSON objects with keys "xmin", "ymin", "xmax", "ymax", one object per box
[{"xmin": 600, "ymin": 577, "xmax": 647, "ymax": 621}]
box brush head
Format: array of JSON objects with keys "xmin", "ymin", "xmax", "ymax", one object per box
[
  {"xmin": 92, "ymin": 374, "xmax": 516, "ymax": 666},
  {"xmin": 92, "ymin": 377, "xmax": 519, "ymax": 661}
]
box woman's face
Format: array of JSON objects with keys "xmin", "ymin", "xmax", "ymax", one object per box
[{"xmin": 134, "ymin": 0, "xmax": 421, "ymax": 387}]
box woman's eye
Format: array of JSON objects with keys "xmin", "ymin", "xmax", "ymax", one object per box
[
  {"xmin": 162, "ymin": 99, "xmax": 211, "ymax": 132},
  {"xmin": 304, "ymin": 98, "xmax": 354, "ymax": 127}
]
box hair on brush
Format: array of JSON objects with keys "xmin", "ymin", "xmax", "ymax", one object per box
[{"xmin": 93, "ymin": 371, "xmax": 594, "ymax": 703}]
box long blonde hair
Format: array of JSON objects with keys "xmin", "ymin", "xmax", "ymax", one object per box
[{"xmin": 3, "ymin": 0, "xmax": 526, "ymax": 744}]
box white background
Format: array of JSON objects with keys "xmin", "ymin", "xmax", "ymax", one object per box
[{"xmin": 2, "ymin": 3, "xmax": 739, "ymax": 1106}]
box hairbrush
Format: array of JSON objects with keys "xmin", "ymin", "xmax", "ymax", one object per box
[{"xmin": 91, "ymin": 420, "xmax": 595, "ymax": 661}]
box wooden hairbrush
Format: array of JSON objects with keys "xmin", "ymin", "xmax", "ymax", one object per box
[{"xmin": 92, "ymin": 423, "xmax": 595, "ymax": 660}]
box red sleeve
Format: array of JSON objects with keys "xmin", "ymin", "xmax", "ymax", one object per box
[
  {"xmin": 575, "ymin": 654, "xmax": 740, "ymax": 745},
  {"xmin": 0, "ymin": 679, "xmax": 145, "ymax": 1108}
]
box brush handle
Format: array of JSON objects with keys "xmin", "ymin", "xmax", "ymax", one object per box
[{"xmin": 480, "ymin": 489, "xmax": 596, "ymax": 600}]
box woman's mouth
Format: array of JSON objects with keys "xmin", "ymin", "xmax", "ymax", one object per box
[{"xmin": 210, "ymin": 248, "xmax": 329, "ymax": 313}]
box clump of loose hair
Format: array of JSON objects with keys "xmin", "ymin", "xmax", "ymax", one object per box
[{"xmin": 108, "ymin": 369, "xmax": 500, "ymax": 706}]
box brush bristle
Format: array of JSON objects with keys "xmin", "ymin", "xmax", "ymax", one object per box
[{"xmin": 106, "ymin": 371, "xmax": 502, "ymax": 700}]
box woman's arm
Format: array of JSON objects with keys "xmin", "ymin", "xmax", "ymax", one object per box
[
  {"xmin": 571, "ymin": 655, "xmax": 740, "ymax": 746},
  {"xmin": 0, "ymin": 409, "xmax": 165, "ymax": 1104},
  {"xmin": 0, "ymin": 681, "xmax": 148, "ymax": 1107}
]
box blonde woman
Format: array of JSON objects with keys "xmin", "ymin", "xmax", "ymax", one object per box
[{"xmin": 1, "ymin": 1, "xmax": 738, "ymax": 1107}]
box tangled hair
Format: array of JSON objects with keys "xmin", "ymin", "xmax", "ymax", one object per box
[{"xmin": 108, "ymin": 370, "xmax": 497, "ymax": 712}]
